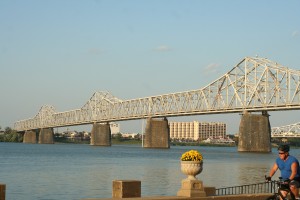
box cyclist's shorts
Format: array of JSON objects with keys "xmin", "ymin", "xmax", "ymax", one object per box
[
  {"xmin": 290, "ymin": 179, "xmax": 300, "ymax": 188},
  {"xmin": 280, "ymin": 183, "xmax": 290, "ymax": 190}
]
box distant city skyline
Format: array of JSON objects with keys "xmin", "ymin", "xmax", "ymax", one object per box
[{"xmin": 1, "ymin": 0, "xmax": 299, "ymax": 135}]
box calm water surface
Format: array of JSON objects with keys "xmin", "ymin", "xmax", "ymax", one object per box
[{"xmin": 0, "ymin": 142, "xmax": 296, "ymax": 200}]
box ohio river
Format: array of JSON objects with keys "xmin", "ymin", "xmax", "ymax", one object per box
[{"xmin": 0, "ymin": 142, "xmax": 290, "ymax": 200}]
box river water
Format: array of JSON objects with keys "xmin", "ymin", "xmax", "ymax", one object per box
[{"xmin": 0, "ymin": 142, "xmax": 295, "ymax": 200}]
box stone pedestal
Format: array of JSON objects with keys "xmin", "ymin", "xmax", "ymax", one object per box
[
  {"xmin": 0, "ymin": 183, "xmax": 6, "ymax": 200},
  {"xmin": 112, "ymin": 180, "xmax": 141, "ymax": 198},
  {"xmin": 177, "ymin": 179, "xmax": 206, "ymax": 197},
  {"xmin": 204, "ymin": 186, "xmax": 216, "ymax": 196}
]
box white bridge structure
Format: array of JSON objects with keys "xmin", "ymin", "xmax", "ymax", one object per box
[
  {"xmin": 272, "ymin": 122, "xmax": 300, "ymax": 138},
  {"xmin": 15, "ymin": 56, "xmax": 300, "ymax": 132}
]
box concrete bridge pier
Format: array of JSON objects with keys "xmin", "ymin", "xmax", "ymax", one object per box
[
  {"xmin": 144, "ymin": 117, "xmax": 170, "ymax": 148},
  {"xmin": 38, "ymin": 128, "xmax": 54, "ymax": 144},
  {"xmin": 238, "ymin": 111, "xmax": 271, "ymax": 152},
  {"xmin": 90, "ymin": 123, "xmax": 111, "ymax": 146},
  {"xmin": 23, "ymin": 130, "xmax": 37, "ymax": 143}
]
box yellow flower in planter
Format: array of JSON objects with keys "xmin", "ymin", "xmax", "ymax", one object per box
[{"xmin": 181, "ymin": 150, "xmax": 203, "ymax": 161}]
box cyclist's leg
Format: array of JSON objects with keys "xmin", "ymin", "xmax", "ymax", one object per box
[
  {"xmin": 280, "ymin": 189, "xmax": 288, "ymax": 200},
  {"xmin": 290, "ymin": 191, "xmax": 296, "ymax": 200}
]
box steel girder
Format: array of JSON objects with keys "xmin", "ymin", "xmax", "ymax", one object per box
[
  {"xmin": 14, "ymin": 56, "xmax": 300, "ymax": 131},
  {"xmin": 272, "ymin": 122, "xmax": 300, "ymax": 137}
]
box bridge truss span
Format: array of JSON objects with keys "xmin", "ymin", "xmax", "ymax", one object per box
[
  {"xmin": 271, "ymin": 122, "xmax": 300, "ymax": 138},
  {"xmin": 14, "ymin": 56, "xmax": 300, "ymax": 131}
]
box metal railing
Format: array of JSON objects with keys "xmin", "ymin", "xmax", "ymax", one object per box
[{"xmin": 216, "ymin": 181, "xmax": 276, "ymax": 196}]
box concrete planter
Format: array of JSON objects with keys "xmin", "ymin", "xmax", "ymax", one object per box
[{"xmin": 180, "ymin": 160, "xmax": 203, "ymax": 180}]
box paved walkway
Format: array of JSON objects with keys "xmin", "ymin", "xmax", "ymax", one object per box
[{"xmin": 82, "ymin": 193, "xmax": 273, "ymax": 200}]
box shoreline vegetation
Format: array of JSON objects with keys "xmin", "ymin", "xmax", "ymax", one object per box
[
  {"xmin": 2, "ymin": 126, "xmax": 300, "ymax": 148},
  {"xmin": 55, "ymin": 138, "xmax": 237, "ymax": 147},
  {"xmin": 0, "ymin": 127, "xmax": 237, "ymax": 147},
  {"xmin": 0, "ymin": 131, "xmax": 236, "ymax": 147}
]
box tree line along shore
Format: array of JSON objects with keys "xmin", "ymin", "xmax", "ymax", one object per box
[{"xmin": 2, "ymin": 125, "xmax": 300, "ymax": 147}]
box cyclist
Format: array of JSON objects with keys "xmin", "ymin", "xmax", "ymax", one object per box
[{"xmin": 266, "ymin": 144, "xmax": 300, "ymax": 200}]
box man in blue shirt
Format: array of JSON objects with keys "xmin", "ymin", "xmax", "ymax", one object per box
[{"xmin": 266, "ymin": 144, "xmax": 300, "ymax": 200}]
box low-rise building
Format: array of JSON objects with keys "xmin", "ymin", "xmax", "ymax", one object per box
[
  {"xmin": 169, "ymin": 121, "xmax": 226, "ymax": 141},
  {"xmin": 121, "ymin": 133, "xmax": 137, "ymax": 138},
  {"xmin": 203, "ymin": 137, "xmax": 235, "ymax": 144}
]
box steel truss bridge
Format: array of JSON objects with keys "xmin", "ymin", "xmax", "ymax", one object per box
[
  {"xmin": 15, "ymin": 56, "xmax": 300, "ymax": 132},
  {"xmin": 271, "ymin": 122, "xmax": 300, "ymax": 138}
]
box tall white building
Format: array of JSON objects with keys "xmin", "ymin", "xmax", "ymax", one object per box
[
  {"xmin": 110, "ymin": 123, "xmax": 120, "ymax": 134},
  {"xmin": 169, "ymin": 121, "xmax": 226, "ymax": 141}
]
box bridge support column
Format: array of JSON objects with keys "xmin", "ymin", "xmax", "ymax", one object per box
[
  {"xmin": 23, "ymin": 130, "xmax": 37, "ymax": 143},
  {"xmin": 90, "ymin": 123, "xmax": 111, "ymax": 146},
  {"xmin": 38, "ymin": 128, "xmax": 54, "ymax": 144},
  {"xmin": 144, "ymin": 117, "xmax": 170, "ymax": 148},
  {"xmin": 238, "ymin": 111, "xmax": 271, "ymax": 152}
]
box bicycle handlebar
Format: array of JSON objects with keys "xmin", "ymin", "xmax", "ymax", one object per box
[{"xmin": 264, "ymin": 175, "xmax": 290, "ymax": 184}]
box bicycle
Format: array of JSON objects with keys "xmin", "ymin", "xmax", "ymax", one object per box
[{"xmin": 266, "ymin": 176, "xmax": 295, "ymax": 200}]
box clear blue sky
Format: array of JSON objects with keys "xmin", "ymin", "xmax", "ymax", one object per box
[{"xmin": 1, "ymin": 0, "xmax": 300, "ymax": 134}]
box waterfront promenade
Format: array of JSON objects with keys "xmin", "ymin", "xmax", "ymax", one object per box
[
  {"xmin": 83, "ymin": 194, "xmax": 273, "ymax": 200},
  {"xmin": 82, "ymin": 185, "xmax": 273, "ymax": 200},
  {"xmin": 81, "ymin": 180, "xmax": 274, "ymax": 200},
  {"xmin": 1, "ymin": 182, "xmax": 274, "ymax": 200}
]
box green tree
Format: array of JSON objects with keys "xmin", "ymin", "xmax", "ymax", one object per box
[
  {"xmin": 134, "ymin": 133, "xmax": 141, "ymax": 140},
  {"xmin": 114, "ymin": 133, "xmax": 123, "ymax": 141},
  {"xmin": 4, "ymin": 127, "xmax": 12, "ymax": 134},
  {"xmin": 0, "ymin": 126, "xmax": 23, "ymax": 143}
]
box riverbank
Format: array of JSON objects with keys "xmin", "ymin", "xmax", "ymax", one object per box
[
  {"xmin": 53, "ymin": 137, "xmax": 300, "ymax": 148},
  {"xmin": 54, "ymin": 138, "xmax": 236, "ymax": 147},
  {"xmin": 171, "ymin": 142, "xmax": 235, "ymax": 147}
]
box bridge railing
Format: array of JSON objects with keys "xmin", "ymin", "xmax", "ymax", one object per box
[{"xmin": 215, "ymin": 181, "xmax": 275, "ymax": 196}]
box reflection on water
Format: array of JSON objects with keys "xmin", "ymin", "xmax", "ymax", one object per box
[{"xmin": 0, "ymin": 143, "xmax": 292, "ymax": 199}]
